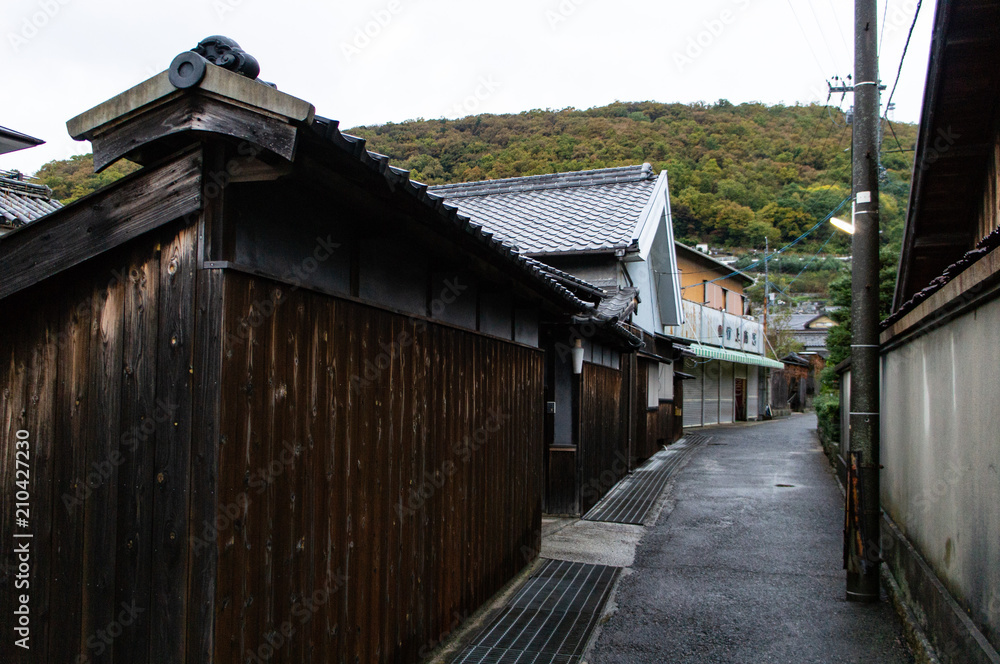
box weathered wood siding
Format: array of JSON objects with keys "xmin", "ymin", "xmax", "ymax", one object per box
[
  {"xmin": 632, "ymin": 361, "xmax": 680, "ymax": 463},
  {"xmin": 976, "ymin": 127, "xmax": 1000, "ymax": 242},
  {"xmin": 0, "ymin": 221, "xmax": 202, "ymax": 664},
  {"xmin": 632, "ymin": 360, "xmax": 652, "ymax": 464},
  {"xmin": 213, "ymin": 270, "xmax": 544, "ymax": 663},
  {"xmin": 578, "ymin": 363, "xmax": 626, "ymax": 515}
]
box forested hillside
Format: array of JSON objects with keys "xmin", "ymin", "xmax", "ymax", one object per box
[
  {"xmin": 30, "ymin": 100, "xmax": 917, "ymax": 254},
  {"xmin": 346, "ymin": 100, "xmax": 917, "ymax": 253}
]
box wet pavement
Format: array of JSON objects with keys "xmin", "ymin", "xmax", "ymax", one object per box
[{"xmin": 587, "ymin": 414, "xmax": 915, "ymax": 664}]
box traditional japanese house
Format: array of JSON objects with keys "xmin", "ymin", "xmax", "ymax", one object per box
[
  {"xmin": 432, "ymin": 165, "xmax": 685, "ymax": 515},
  {"xmin": 0, "ymin": 126, "xmax": 60, "ymax": 238},
  {"xmin": 0, "ymin": 38, "xmax": 625, "ymax": 663},
  {"xmin": 871, "ymin": 1, "xmax": 1000, "ymax": 660},
  {"xmin": 0, "ymin": 170, "xmax": 62, "ymax": 238}
]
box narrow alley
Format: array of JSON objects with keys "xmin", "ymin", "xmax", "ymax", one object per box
[{"xmin": 588, "ymin": 415, "xmax": 914, "ymax": 663}]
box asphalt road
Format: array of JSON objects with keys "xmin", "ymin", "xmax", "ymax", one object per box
[{"xmin": 588, "ymin": 414, "xmax": 915, "ymax": 664}]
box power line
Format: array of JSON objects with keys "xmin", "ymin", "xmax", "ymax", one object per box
[
  {"xmin": 878, "ymin": 0, "xmax": 891, "ymax": 58},
  {"xmin": 805, "ymin": 0, "xmax": 845, "ymax": 72},
  {"xmin": 784, "ymin": 229, "xmax": 839, "ymax": 290},
  {"xmin": 882, "ymin": 0, "xmax": 923, "ymax": 120},
  {"xmin": 877, "ymin": 0, "xmax": 922, "ymax": 170},
  {"xmin": 784, "ymin": 0, "xmax": 834, "ymax": 80},
  {"xmin": 884, "ymin": 118, "xmax": 912, "ymax": 167},
  {"xmin": 680, "ymin": 196, "xmax": 852, "ymax": 290},
  {"xmin": 826, "ymin": 0, "xmax": 852, "ymax": 59}
]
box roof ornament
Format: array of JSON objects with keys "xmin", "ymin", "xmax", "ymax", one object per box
[{"xmin": 168, "ymin": 35, "xmax": 261, "ymax": 89}]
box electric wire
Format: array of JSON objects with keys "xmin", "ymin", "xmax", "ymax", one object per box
[
  {"xmin": 882, "ymin": 0, "xmax": 923, "ymax": 120},
  {"xmin": 680, "ymin": 196, "xmax": 851, "ymax": 290},
  {"xmin": 805, "ymin": 0, "xmax": 844, "ymax": 72},
  {"xmin": 784, "ymin": 0, "xmax": 833, "ymax": 80},
  {"xmin": 784, "ymin": 229, "xmax": 839, "ymax": 290},
  {"xmin": 885, "ymin": 118, "xmax": 912, "ymax": 168},
  {"xmin": 878, "ymin": 0, "xmax": 890, "ymax": 58},
  {"xmin": 826, "ymin": 0, "xmax": 851, "ymax": 59},
  {"xmin": 876, "ymin": 1, "xmax": 922, "ymax": 172}
]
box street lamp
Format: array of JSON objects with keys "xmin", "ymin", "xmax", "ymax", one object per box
[{"xmin": 830, "ymin": 216, "xmax": 855, "ymax": 235}]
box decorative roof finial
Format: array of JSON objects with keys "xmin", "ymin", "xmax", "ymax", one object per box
[
  {"xmin": 193, "ymin": 36, "xmax": 260, "ymax": 79},
  {"xmin": 168, "ymin": 35, "xmax": 260, "ymax": 89}
]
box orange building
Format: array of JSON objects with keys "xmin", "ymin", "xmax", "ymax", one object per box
[{"xmin": 666, "ymin": 244, "xmax": 782, "ymax": 426}]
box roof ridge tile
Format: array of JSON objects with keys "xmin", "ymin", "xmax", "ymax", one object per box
[{"xmin": 428, "ymin": 163, "xmax": 654, "ymax": 198}]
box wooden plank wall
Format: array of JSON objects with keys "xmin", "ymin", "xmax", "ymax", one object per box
[
  {"xmin": 0, "ymin": 220, "xmax": 202, "ymax": 664},
  {"xmin": 213, "ymin": 270, "xmax": 544, "ymax": 664},
  {"xmin": 545, "ymin": 447, "xmax": 578, "ymax": 515},
  {"xmin": 976, "ymin": 127, "xmax": 1000, "ymax": 242},
  {"xmin": 632, "ymin": 361, "xmax": 680, "ymax": 464},
  {"xmin": 645, "ymin": 405, "xmax": 675, "ymax": 454},
  {"xmin": 633, "ymin": 361, "xmax": 654, "ymax": 463},
  {"xmin": 578, "ymin": 363, "xmax": 626, "ymax": 516}
]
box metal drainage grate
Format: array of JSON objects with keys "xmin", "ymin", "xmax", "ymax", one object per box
[
  {"xmin": 583, "ymin": 434, "xmax": 710, "ymax": 525},
  {"xmin": 451, "ymin": 559, "xmax": 620, "ymax": 664}
]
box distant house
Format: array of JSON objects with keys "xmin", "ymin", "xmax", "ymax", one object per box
[
  {"xmin": 866, "ymin": 2, "xmax": 1000, "ymax": 661},
  {"xmin": 431, "ymin": 164, "xmax": 686, "ymax": 514},
  {"xmin": 0, "ymin": 126, "xmax": 59, "ymax": 237},
  {"xmin": 777, "ymin": 352, "xmax": 811, "ymax": 413},
  {"xmin": 0, "ymin": 170, "xmax": 62, "ymax": 237},
  {"xmin": 786, "ymin": 312, "xmax": 836, "ymax": 356},
  {"xmin": 769, "ymin": 312, "xmax": 837, "ymax": 409},
  {"xmin": 666, "ymin": 242, "xmax": 782, "ymax": 426}
]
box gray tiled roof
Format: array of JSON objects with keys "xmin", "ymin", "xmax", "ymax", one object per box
[
  {"xmin": 593, "ymin": 286, "xmax": 639, "ymax": 322},
  {"xmin": 305, "ymin": 119, "xmax": 644, "ymax": 348},
  {"xmin": 787, "ymin": 313, "xmax": 835, "ymax": 330},
  {"xmin": 0, "ymin": 173, "xmax": 62, "ymax": 229},
  {"xmin": 523, "ymin": 256, "xmax": 641, "ymax": 346},
  {"xmin": 308, "ymin": 118, "xmax": 598, "ymax": 316},
  {"xmin": 428, "ymin": 164, "xmax": 657, "ymax": 255}
]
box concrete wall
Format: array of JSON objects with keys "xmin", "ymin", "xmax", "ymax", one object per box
[{"xmin": 881, "ymin": 296, "xmax": 1000, "ymax": 655}]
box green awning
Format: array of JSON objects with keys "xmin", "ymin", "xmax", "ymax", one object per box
[{"xmin": 689, "ymin": 344, "xmax": 784, "ymax": 369}]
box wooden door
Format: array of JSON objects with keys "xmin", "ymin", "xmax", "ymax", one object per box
[{"xmin": 735, "ymin": 377, "xmax": 747, "ymax": 421}]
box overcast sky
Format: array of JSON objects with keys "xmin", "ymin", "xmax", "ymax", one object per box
[{"xmin": 1, "ymin": 0, "xmax": 934, "ymax": 175}]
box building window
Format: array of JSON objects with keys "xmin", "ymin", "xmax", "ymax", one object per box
[
  {"xmin": 648, "ymin": 361, "xmax": 674, "ymax": 408},
  {"xmin": 647, "ymin": 363, "xmax": 660, "ymax": 409},
  {"xmin": 659, "ymin": 361, "xmax": 674, "ymax": 401}
]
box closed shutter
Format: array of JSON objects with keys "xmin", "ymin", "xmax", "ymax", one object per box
[
  {"xmin": 747, "ymin": 365, "xmax": 759, "ymax": 419},
  {"xmin": 720, "ymin": 361, "xmax": 734, "ymax": 424},
  {"xmin": 684, "ymin": 360, "xmax": 703, "ymax": 427},
  {"xmin": 703, "ymin": 360, "xmax": 720, "ymax": 425}
]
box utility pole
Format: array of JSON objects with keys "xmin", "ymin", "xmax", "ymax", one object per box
[
  {"xmin": 845, "ymin": 0, "xmax": 882, "ymax": 603},
  {"xmin": 763, "ymin": 236, "xmax": 769, "ymax": 347}
]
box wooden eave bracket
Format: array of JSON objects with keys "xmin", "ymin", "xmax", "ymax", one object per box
[{"xmin": 66, "ymin": 65, "xmax": 316, "ymax": 172}]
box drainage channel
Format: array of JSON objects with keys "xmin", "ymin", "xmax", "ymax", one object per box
[
  {"xmin": 583, "ymin": 433, "xmax": 710, "ymax": 525},
  {"xmin": 450, "ymin": 559, "xmax": 620, "ymax": 664}
]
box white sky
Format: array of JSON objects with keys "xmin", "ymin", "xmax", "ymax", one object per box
[{"xmin": 1, "ymin": 0, "xmax": 935, "ymax": 175}]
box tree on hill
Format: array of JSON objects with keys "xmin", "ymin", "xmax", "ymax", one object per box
[
  {"xmin": 345, "ymin": 101, "xmax": 915, "ymax": 251},
  {"xmin": 29, "ymin": 100, "xmax": 917, "ymax": 253},
  {"xmin": 33, "ymin": 154, "xmax": 139, "ymax": 204}
]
